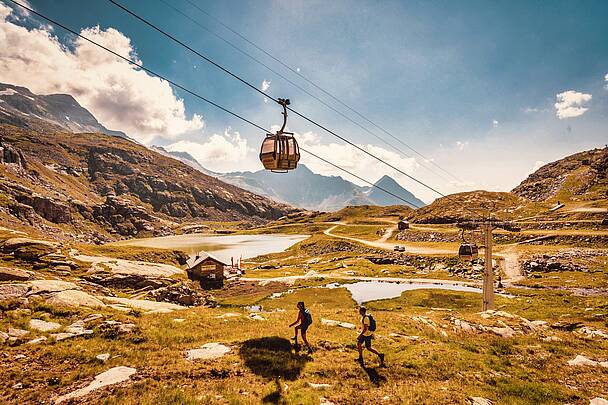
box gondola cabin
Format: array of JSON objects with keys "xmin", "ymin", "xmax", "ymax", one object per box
[
  {"xmin": 186, "ymin": 252, "xmax": 227, "ymax": 289},
  {"xmin": 458, "ymin": 243, "xmax": 479, "ymax": 261},
  {"xmin": 259, "ymin": 132, "xmax": 300, "ymax": 172}
]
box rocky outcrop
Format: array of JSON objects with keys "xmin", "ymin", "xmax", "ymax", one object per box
[
  {"xmin": 0, "ymin": 138, "xmax": 26, "ymax": 168},
  {"xmin": 513, "ymin": 147, "xmax": 608, "ymax": 202},
  {"xmin": 148, "ymin": 283, "xmax": 214, "ymax": 307},
  {"xmin": 55, "ymin": 366, "xmax": 137, "ymax": 403},
  {"xmin": 0, "ymin": 237, "xmax": 58, "ymax": 260},
  {"xmin": 0, "ymin": 266, "xmax": 31, "ymax": 281}
]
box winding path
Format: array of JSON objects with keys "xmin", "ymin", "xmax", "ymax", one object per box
[{"xmin": 323, "ymin": 223, "xmax": 524, "ymax": 283}]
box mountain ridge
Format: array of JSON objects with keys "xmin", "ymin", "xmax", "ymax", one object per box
[
  {"xmin": 218, "ymin": 164, "xmax": 425, "ymax": 211},
  {"xmin": 0, "ymin": 82, "xmax": 128, "ymax": 138}
]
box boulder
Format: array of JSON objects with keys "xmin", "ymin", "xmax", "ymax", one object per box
[
  {"xmin": 567, "ymin": 355, "xmax": 608, "ymax": 367},
  {"xmin": 28, "ymin": 280, "xmax": 79, "ymax": 295},
  {"xmin": 55, "ymin": 366, "xmax": 137, "ymax": 403},
  {"xmin": 590, "ymin": 398, "xmax": 608, "ymax": 405},
  {"xmin": 26, "ymin": 336, "xmax": 47, "ymax": 345},
  {"xmin": 489, "ymin": 326, "xmax": 516, "ymax": 339},
  {"xmin": 46, "ymin": 290, "xmax": 105, "ymax": 308},
  {"xmin": 0, "ymin": 267, "xmax": 30, "ymax": 281},
  {"xmin": 1, "ymin": 238, "xmax": 58, "ymax": 260},
  {"xmin": 320, "ymin": 318, "xmax": 356, "ymax": 329},
  {"xmin": 0, "ymin": 283, "xmax": 29, "ymax": 300},
  {"xmin": 96, "ymin": 353, "xmax": 110, "ymax": 362},
  {"xmin": 185, "ymin": 343, "xmax": 230, "ymax": 361},
  {"xmin": 470, "ymin": 398, "xmax": 493, "ymax": 405},
  {"xmin": 51, "ymin": 320, "xmax": 93, "ymax": 341},
  {"xmin": 98, "ymin": 321, "xmax": 137, "ymax": 337},
  {"xmin": 29, "ymin": 319, "xmax": 62, "ymax": 332},
  {"xmin": 8, "ymin": 327, "xmax": 29, "ymax": 338},
  {"xmin": 101, "ymin": 296, "xmax": 186, "ymax": 313},
  {"xmin": 149, "ymin": 283, "xmax": 211, "ymax": 306}
]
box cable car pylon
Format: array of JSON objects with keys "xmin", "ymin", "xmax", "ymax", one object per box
[{"xmin": 457, "ymin": 219, "xmax": 521, "ymax": 311}]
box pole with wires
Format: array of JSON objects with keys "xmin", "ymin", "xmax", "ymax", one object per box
[{"xmin": 482, "ymin": 222, "xmax": 494, "ymax": 311}]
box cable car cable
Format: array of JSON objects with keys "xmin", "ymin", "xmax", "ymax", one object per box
[
  {"xmin": 5, "ymin": 0, "xmax": 422, "ymax": 210},
  {"xmin": 156, "ymin": 0, "xmax": 455, "ymax": 185},
  {"xmin": 106, "ymin": 0, "xmax": 451, "ymax": 199},
  {"xmin": 180, "ymin": 0, "xmax": 463, "ymax": 183}
]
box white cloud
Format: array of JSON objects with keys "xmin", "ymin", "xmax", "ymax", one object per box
[
  {"xmin": 296, "ymin": 130, "xmax": 418, "ymax": 186},
  {"xmin": 455, "ymin": 140, "xmax": 469, "ymax": 151},
  {"xmin": 167, "ymin": 129, "xmax": 251, "ymax": 172},
  {"xmin": 261, "ymin": 79, "xmax": 270, "ymax": 103},
  {"xmin": 0, "ymin": 7, "xmax": 203, "ymax": 143},
  {"xmin": 554, "ymin": 90, "xmax": 592, "ymax": 119},
  {"xmin": 604, "ymin": 73, "xmax": 608, "ymax": 90},
  {"xmin": 492, "ymin": 119, "xmax": 499, "ymax": 128},
  {"xmin": 523, "ymin": 107, "xmax": 539, "ymax": 113}
]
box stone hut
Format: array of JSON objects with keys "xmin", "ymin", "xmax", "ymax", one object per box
[
  {"xmin": 186, "ymin": 252, "xmax": 227, "ymax": 289},
  {"xmin": 397, "ymin": 220, "xmax": 409, "ymax": 231}
]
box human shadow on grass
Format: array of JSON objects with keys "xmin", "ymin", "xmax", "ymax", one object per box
[
  {"xmin": 359, "ymin": 362, "xmax": 387, "ymax": 386},
  {"xmin": 239, "ymin": 336, "xmax": 312, "ymax": 404}
]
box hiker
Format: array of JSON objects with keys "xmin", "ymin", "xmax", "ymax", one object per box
[
  {"xmin": 289, "ymin": 301, "xmax": 313, "ymax": 353},
  {"xmin": 356, "ymin": 306, "xmax": 384, "ymax": 365}
]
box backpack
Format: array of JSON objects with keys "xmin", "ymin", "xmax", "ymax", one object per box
[
  {"xmin": 367, "ymin": 314, "xmax": 377, "ymax": 332},
  {"xmin": 303, "ymin": 309, "xmax": 313, "ymax": 326}
]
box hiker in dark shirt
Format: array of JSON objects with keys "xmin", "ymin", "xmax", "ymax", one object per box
[
  {"xmin": 289, "ymin": 301, "xmax": 313, "ymax": 353},
  {"xmin": 356, "ymin": 306, "xmax": 384, "ymax": 365}
]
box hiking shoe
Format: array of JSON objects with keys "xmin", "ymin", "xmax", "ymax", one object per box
[{"xmin": 379, "ymin": 353, "xmax": 385, "ymax": 364}]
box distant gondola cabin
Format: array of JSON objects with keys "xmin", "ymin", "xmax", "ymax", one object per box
[
  {"xmin": 186, "ymin": 252, "xmax": 227, "ymax": 289},
  {"xmin": 397, "ymin": 220, "xmax": 409, "ymax": 231}
]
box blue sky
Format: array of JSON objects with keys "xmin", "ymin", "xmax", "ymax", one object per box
[{"xmin": 2, "ymin": 0, "xmax": 608, "ymax": 202}]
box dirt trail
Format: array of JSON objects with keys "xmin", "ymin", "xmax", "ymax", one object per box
[
  {"xmin": 323, "ymin": 224, "xmax": 453, "ymax": 255},
  {"xmin": 494, "ymin": 245, "xmax": 523, "ymax": 283}
]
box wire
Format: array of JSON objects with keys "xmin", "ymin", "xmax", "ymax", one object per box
[
  {"xmin": 299, "ymin": 147, "xmax": 420, "ymax": 208},
  {"xmin": 5, "ymin": 0, "xmax": 422, "ymax": 209},
  {"xmin": 107, "ymin": 0, "xmax": 449, "ymax": 199},
  {"xmin": 181, "ymin": 0, "xmax": 463, "ymax": 184},
  {"xmin": 156, "ymin": 0, "xmax": 456, "ymax": 185}
]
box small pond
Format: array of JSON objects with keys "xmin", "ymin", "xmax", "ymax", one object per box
[
  {"xmin": 330, "ymin": 281, "xmax": 482, "ymax": 304},
  {"xmin": 113, "ymin": 233, "xmax": 308, "ymax": 263}
]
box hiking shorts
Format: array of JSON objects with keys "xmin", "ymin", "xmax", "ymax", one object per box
[{"xmin": 357, "ymin": 334, "xmax": 373, "ymax": 348}]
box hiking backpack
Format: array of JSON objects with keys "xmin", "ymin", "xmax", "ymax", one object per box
[
  {"xmin": 303, "ymin": 309, "xmax": 313, "ymax": 326},
  {"xmin": 367, "ymin": 314, "xmax": 377, "ymax": 332}
]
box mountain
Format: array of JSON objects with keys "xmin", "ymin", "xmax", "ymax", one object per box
[
  {"xmin": 0, "ymin": 82, "xmax": 127, "ymax": 138},
  {"xmin": 149, "ymin": 146, "xmax": 217, "ymax": 177},
  {"xmin": 512, "ymin": 147, "xmax": 608, "ymax": 203},
  {"xmin": 0, "ymin": 84, "xmax": 296, "ymax": 242},
  {"xmin": 219, "ymin": 164, "xmax": 425, "ymax": 211},
  {"xmin": 366, "ymin": 175, "xmax": 425, "ymax": 207}
]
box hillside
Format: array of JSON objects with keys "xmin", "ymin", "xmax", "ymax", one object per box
[
  {"xmin": 220, "ymin": 164, "xmax": 424, "ymax": 211},
  {"xmin": 513, "ymin": 147, "xmax": 608, "ymax": 203},
  {"xmin": 149, "ymin": 146, "xmax": 217, "ymax": 177},
  {"xmin": 407, "ymin": 190, "xmax": 530, "ymax": 224},
  {"xmin": 0, "ymin": 124, "xmax": 295, "ymax": 242},
  {"xmin": 0, "ymin": 83, "xmax": 127, "ymax": 138}
]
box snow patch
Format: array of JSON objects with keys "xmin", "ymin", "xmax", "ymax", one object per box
[{"xmin": 0, "ymin": 88, "xmax": 18, "ymax": 96}]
